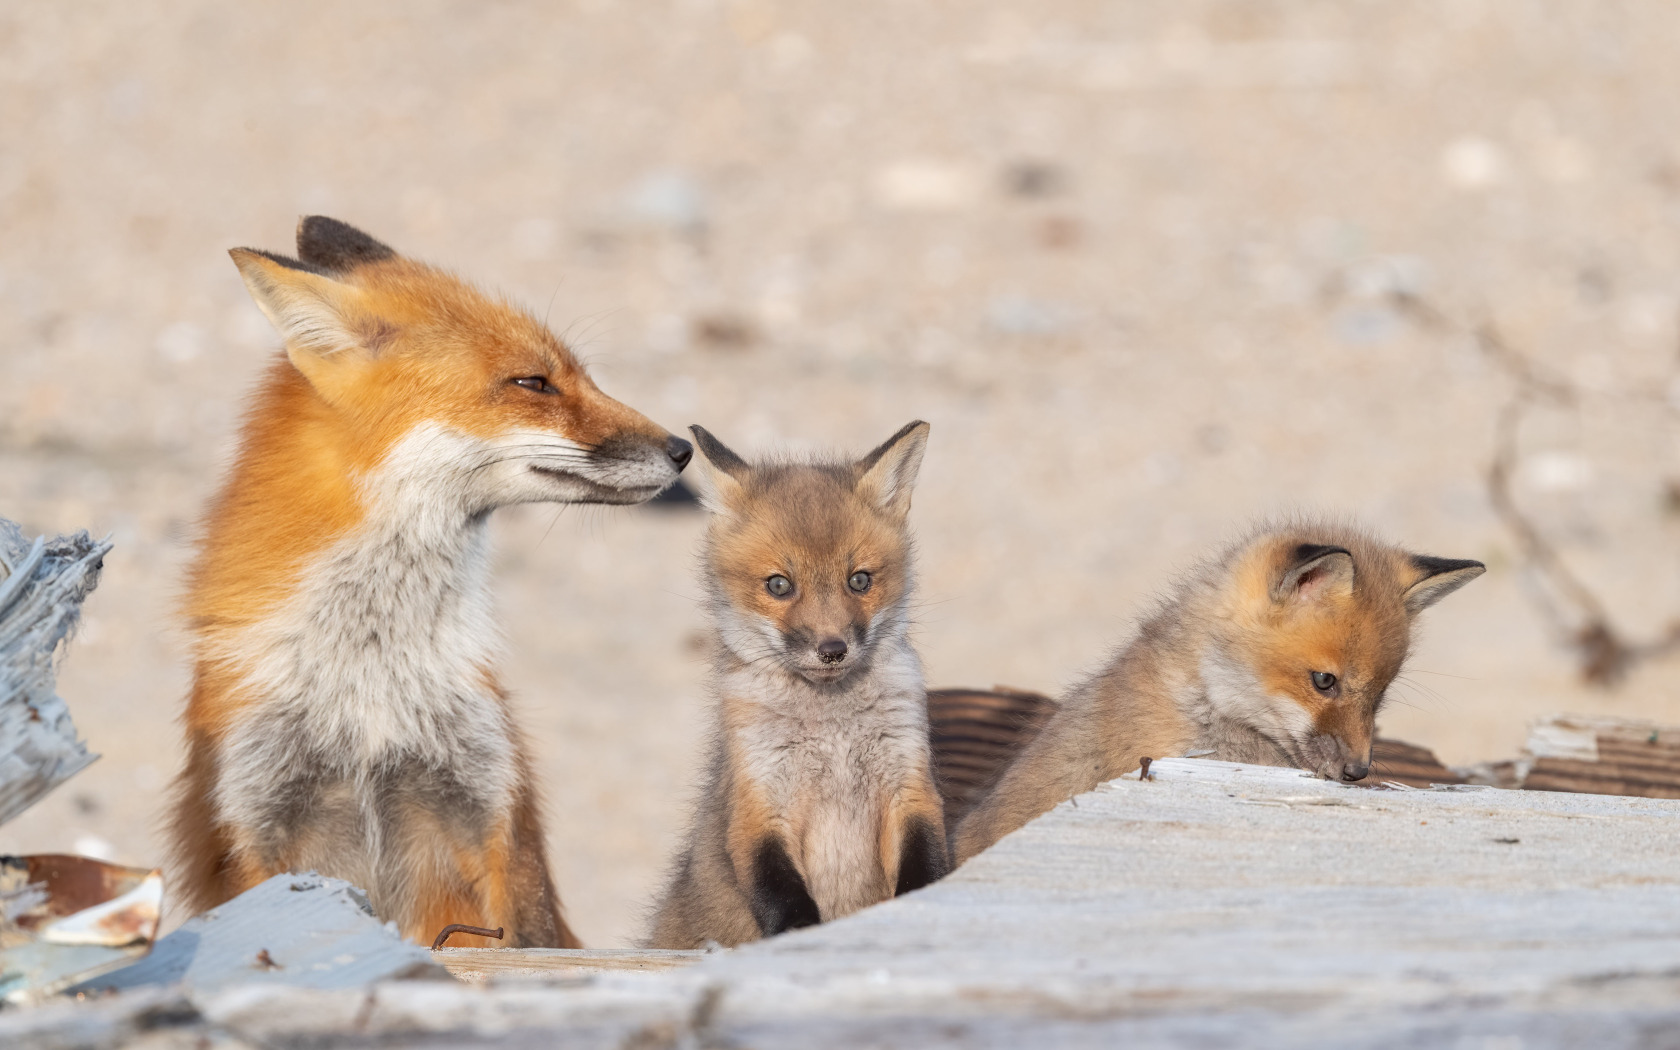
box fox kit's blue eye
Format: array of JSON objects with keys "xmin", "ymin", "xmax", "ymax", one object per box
[
  {"xmin": 848, "ymin": 571, "xmax": 872, "ymax": 594},
  {"xmin": 766, "ymin": 574, "xmax": 793, "ymax": 597},
  {"xmin": 1311, "ymin": 671, "xmax": 1338, "ymax": 694}
]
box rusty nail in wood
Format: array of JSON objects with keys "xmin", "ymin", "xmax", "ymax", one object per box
[
  {"xmin": 1139, "ymin": 756, "xmax": 1153, "ymax": 780},
  {"xmin": 431, "ymin": 923, "xmax": 506, "ymax": 950}
]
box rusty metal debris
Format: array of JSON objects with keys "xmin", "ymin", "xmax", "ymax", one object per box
[
  {"xmin": 0, "ymin": 856, "xmax": 162, "ymax": 1006},
  {"xmin": 431, "ymin": 924, "xmax": 506, "ymax": 951}
]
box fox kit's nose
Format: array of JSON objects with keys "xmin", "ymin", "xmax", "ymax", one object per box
[
  {"xmin": 665, "ymin": 435, "xmax": 694, "ymax": 470},
  {"xmin": 816, "ymin": 638, "xmax": 848, "ymax": 664},
  {"xmin": 1340, "ymin": 759, "xmax": 1370, "ymax": 782}
]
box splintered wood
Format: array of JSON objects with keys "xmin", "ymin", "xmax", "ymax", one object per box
[{"xmin": 0, "ymin": 519, "xmax": 108, "ymax": 829}]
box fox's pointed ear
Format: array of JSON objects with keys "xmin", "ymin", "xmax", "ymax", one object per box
[
  {"xmin": 689, "ymin": 425, "xmax": 749, "ymax": 512},
  {"xmin": 296, "ymin": 216, "xmax": 396, "ymax": 273},
  {"xmin": 230, "ymin": 248, "xmax": 380, "ymax": 398},
  {"xmin": 855, "ymin": 420, "xmax": 930, "ymax": 520},
  {"xmin": 1403, "ymin": 554, "xmax": 1485, "ymax": 615},
  {"xmin": 1273, "ymin": 543, "xmax": 1355, "ymax": 605}
]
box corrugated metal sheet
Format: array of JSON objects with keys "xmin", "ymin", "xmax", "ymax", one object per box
[{"xmin": 1517, "ymin": 715, "xmax": 1680, "ymax": 798}]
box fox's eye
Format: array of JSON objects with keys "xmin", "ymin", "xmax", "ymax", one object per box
[
  {"xmin": 848, "ymin": 571, "xmax": 872, "ymax": 594},
  {"xmin": 1311, "ymin": 671, "xmax": 1338, "ymax": 694},
  {"xmin": 766, "ymin": 574, "xmax": 793, "ymax": 598},
  {"xmin": 511, "ymin": 376, "xmax": 557, "ymax": 395}
]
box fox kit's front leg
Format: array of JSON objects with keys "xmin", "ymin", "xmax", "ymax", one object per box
[
  {"xmin": 886, "ymin": 780, "xmax": 949, "ymax": 896},
  {"xmin": 727, "ymin": 782, "xmax": 819, "ymax": 937}
]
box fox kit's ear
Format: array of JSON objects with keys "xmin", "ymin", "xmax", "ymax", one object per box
[
  {"xmin": 855, "ymin": 420, "xmax": 931, "ymax": 520},
  {"xmin": 689, "ymin": 425, "xmax": 749, "ymax": 512},
  {"xmin": 1272, "ymin": 543, "xmax": 1355, "ymax": 605},
  {"xmin": 1403, "ymin": 554, "xmax": 1486, "ymax": 615},
  {"xmin": 230, "ymin": 248, "xmax": 380, "ymax": 398},
  {"xmin": 296, "ymin": 216, "xmax": 396, "ymax": 273}
]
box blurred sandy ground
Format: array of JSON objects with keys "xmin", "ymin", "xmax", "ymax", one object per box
[{"xmin": 3, "ymin": 1, "xmax": 1679, "ymax": 946}]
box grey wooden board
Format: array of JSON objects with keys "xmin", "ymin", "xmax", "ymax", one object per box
[
  {"xmin": 436, "ymin": 947, "xmax": 709, "ymax": 982},
  {"xmin": 70, "ymin": 871, "xmax": 442, "ymax": 996},
  {"xmin": 0, "ymin": 519, "xmax": 106, "ymax": 828},
  {"xmin": 18, "ymin": 759, "xmax": 1680, "ymax": 1046}
]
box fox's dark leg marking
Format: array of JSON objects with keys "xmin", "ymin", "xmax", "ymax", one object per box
[
  {"xmin": 895, "ymin": 816, "xmax": 950, "ymax": 896},
  {"xmin": 749, "ymin": 837, "xmax": 820, "ymax": 937}
]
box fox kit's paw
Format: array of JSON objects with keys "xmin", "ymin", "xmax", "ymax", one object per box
[
  {"xmin": 748, "ymin": 837, "xmax": 821, "ymax": 937},
  {"xmin": 894, "ymin": 816, "xmax": 949, "ymax": 895}
]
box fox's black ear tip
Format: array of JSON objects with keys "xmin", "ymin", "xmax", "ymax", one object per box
[
  {"xmin": 296, "ymin": 216, "xmax": 396, "ymax": 271},
  {"xmin": 687, "ymin": 425, "xmax": 745, "ymax": 471},
  {"xmin": 1411, "ymin": 554, "xmax": 1487, "ymax": 577}
]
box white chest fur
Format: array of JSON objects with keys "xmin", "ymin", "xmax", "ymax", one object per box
[
  {"xmin": 723, "ymin": 641, "xmax": 929, "ymax": 920},
  {"xmin": 208, "ymin": 426, "xmax": 520, "ymax": 843}
]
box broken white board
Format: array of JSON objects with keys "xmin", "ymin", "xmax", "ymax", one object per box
[
  {"xmin": 0, "ymin": 518, "xmax": 107, "ymax": 827},
  {"xmin": 72, "ymin": 872, "xmax": 442, "ymax": 996}
]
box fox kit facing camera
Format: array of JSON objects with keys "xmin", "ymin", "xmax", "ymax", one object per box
[
  {"xmin": 168, "ymin": 217, "xmax": 692, "ymax": 947},
  {"xmin": 646, "ymin": 422, "xmax": 948, "ymax": 949},
  {"xmin": 954, "ymin": 524, "xmax": 1484, "ymax": 864}
]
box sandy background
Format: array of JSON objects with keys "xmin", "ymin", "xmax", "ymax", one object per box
[{"xmin": 3, "ymin": 1, "xmax": 1678, "ymax": 947}]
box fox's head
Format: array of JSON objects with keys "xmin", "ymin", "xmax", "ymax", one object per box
[
  {"xmin": 1212, "ymin": 529, "xmax": 1485, "ymax": 782},
  {"xmin": 690, "ymin": 421, "xmax": 930, "ymax": 686},
  {"xmin": 229, "ymin": 216, "xmax": 690, "ymax": 510}
]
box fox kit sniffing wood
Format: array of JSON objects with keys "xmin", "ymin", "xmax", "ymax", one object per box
[
  {"xmin": 646, "ymin": 422, "xmax": 948, "ymax": 948},
  {"xmin": 167, "ymin": 217, "xmax": 693, "ymax": 947},
  {"xmin": 953, "ymin": 524, "xmax": 1484, "ymax": 864}
]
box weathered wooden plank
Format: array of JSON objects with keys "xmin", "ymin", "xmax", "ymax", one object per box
[
  {"xmin": 435, "ymin": 947, "xmax": 707, "ymax": 983},
  {"xmin": 23, "ymin": 759, "xmax": 1680, "ymax": 1049},
  {"xmin": 73, "ymin": 873, "xmax": 441, "ymax": 996},
  {"xmin": 0, "ymin": 519, "xmax": 107, "ymax": 828}
]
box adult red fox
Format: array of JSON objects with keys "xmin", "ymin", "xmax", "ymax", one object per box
[
  {"xmin": 167, "ymin": 217, "xmax": 692, "ymax": 947},
  {"xmin": 645, "ymin": 422, "xmax": 948, "ymax": 948},
  {"xmin": 953, "ymin": 524, "xmax": 1484, "ymax": 864}
]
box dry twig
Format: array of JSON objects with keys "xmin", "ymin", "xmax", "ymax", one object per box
[{"xmin": 1389, "ymin": 292, "xmax": 1680, "ymax": 686}]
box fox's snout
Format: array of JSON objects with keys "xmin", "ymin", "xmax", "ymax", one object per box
[
  {"xmin": 786, "ymin": 624, "xmax": 864, "ymax": 680},
  {"xmin": 1297, "ymin": 731, "xmax": 1372, "ymax": 783}
]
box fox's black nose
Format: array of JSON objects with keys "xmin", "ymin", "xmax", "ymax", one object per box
[
  {"xmin": 1341, "ymin": 760, "xmax": 1370, "ymax": 782},
  {"xmin": 816, "ymin": 638, "xmax": 848, "ymax": 664},
  {"xmin": 666, "ymin": 435, "xmax": 693, "ymax": 470}
]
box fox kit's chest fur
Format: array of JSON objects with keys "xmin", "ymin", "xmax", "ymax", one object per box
[{"xmin": 722, "ymin": 646, "xmax": 928, "ymax": 918}]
